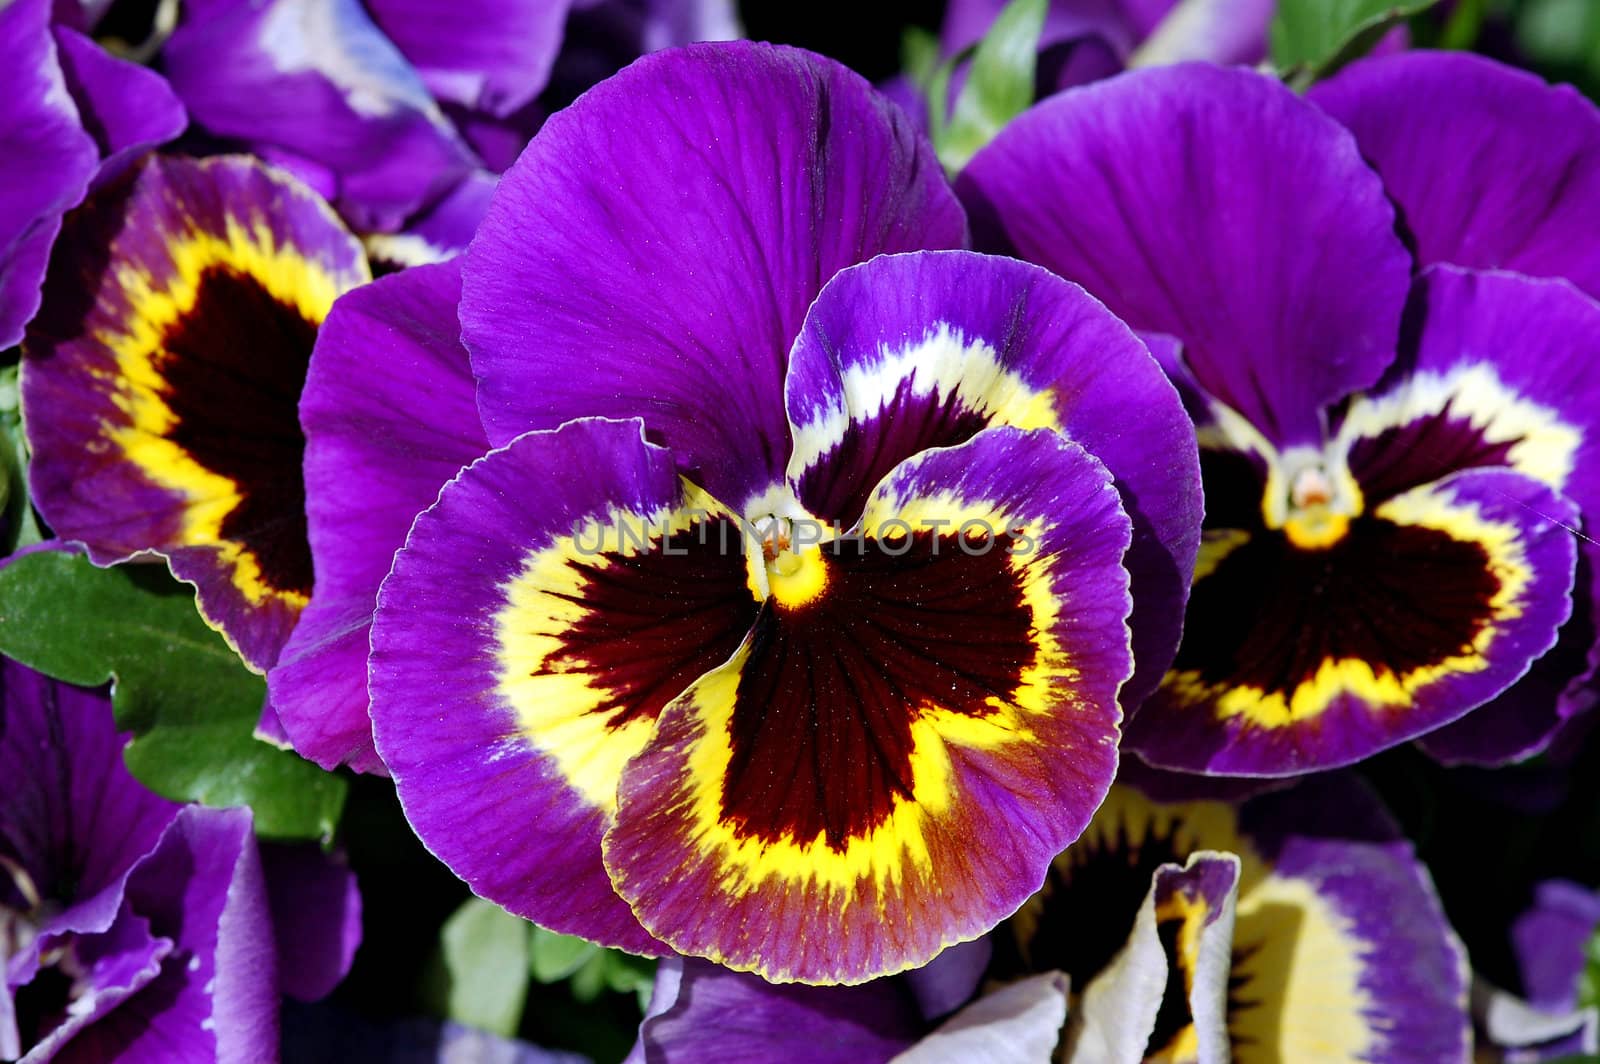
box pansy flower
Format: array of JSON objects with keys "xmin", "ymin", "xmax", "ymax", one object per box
[
  {"xmin": 958, "ymin": 59, "xmax": 1600, "ymax": 775},
  {"xmin": 287, "ymin": 42, "xmax": 1200, "ymax": 981},
  {"xmin": 21, "ymin": 154, "xmax": 370, "ymax": 673},
  {"xmin": 0, "ymin": 0, "xmax": 184, "ymax": 349},
  {"xmin": 627, "ymin": 777, "xmax": 1470, "ymax": 1061},
  {"xmin": 0, "ymin": 653, "xmax": 361, "ymax": 1061}
]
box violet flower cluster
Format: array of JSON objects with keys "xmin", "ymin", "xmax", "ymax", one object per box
[{"xmin": 5, "ymin": 0, "xmax": 1600, "ymax": 1060}]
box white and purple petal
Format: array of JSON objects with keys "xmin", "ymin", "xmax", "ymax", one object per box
[
  {"xmin": 161, "ymin": 0, "xmax": 478, "ymax": 232},
  {"xmin": 783, "ymin": 249, "xmax": 1199, "ymax": 711},
  {"xmin": 363, "ymin": 0, "xmax": 572, "ymax": 118}
]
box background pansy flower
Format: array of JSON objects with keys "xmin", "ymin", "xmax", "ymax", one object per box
[
  {"xmin": 1474, "ymin": 879, "xmax": 1600, "ymax": 1062},
  {"xmin": 959, "ymin": 61, "xmax": 1600, "ymax": 775},
  {"xmin": 158, "ymin": 0, "xmax": 737, "ymax": 262},
  {"xmin": 332, "ymin": 42, "xmax": 1202, "ymax": 983},
  {"xmin": 21, "ymin": 154, "xmax": 370, "ymax": 673},
  {"xmin": 0, "ymin": 654, "xmax": 361, "ymax": 1061},
  {"xmin": 1308, "ymin": 51, "xmax": 1600, "ymax": 762},
  {"xmin": 0, "ymin": 0, "xmax": 184, "ymax": 350},
  {"xmin": 627, "ymin": 777, "xmax": 1470, "ymax": 1062}
]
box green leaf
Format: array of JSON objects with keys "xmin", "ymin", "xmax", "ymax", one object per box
[
  {"xmin": 0, "ymin": 550, "xmax": 345, "ymax": 839},
  {"xmin": 0, "ymin": 364, "xmax": 44, "ymax": 554},
  {"xmin": 933, "ymin": 0, "xmax": 1047, "ymax": 174},
  {"xmin": 1271, "ymin": 0, "xmax": 1442, "ymax": 88},
  {"xmin": 1579, "ymin": 925, "xmax": 1600, "ymax": 1011},
  {"xmin": 428, "ymin": 898, "xmax": 532, "ymax": 1037},
  {"xmin": 529, "ymin": 925, "xmax": 601, "ymax": 983},
  {"xmin": 901, "ymin": 26, "xmax": 942, "ymax": 92},
  {"xmin": 1517, "ymin": 0, "xmax": 1600, "ymax": 68},
  {"xmin": 604, "ymin": 951, "xmax": 659, "ymax": 1011}
]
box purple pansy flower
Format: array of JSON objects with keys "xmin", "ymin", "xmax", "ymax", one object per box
[
  {"xmin": 0, "ymin": 656, "xmax": 361, "ymax": 1061},
  {"xmin": 0, "ymin": 0, "xmax": 184, "ymax": 350},
  {"xmin": 285, "ymin": 42, "xmax": 1201, "ymax": 982},
  {"xmin": 158, "ymin": 0, "xmax": 737, "ymax": 261},
  {"xmin": 629, "ymin": 777, "xmax": 1470, "ymax": 1061},
  {"xmin": 21, "ymin": 153, "xmax": 370, "ymax": 675},
  {"xmin": 958, "ymin": 57, "xmax": 1600, "ymax": 776}
]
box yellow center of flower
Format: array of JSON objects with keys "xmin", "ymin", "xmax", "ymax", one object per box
[
  {"xmin": 1271, "ymin": 460, "xmax": 1364, "ymax": 551},
  {"xmin": 755, "ymin": 517, "xmax": 829, "ymax": 608}
]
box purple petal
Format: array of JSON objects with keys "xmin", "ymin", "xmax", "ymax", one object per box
[
  {"xmin": 370, "ymin": 418, "xmax": 750, "ymax": 954},
  {"xmin": 22, "ymin": 154, "xmax": 368, "ymax": 672},
  {"xmin": 364, "ymin": 171, "xmax": 496, "ymax": 271},
  {"xmin": 51, "ymin": 26, "xmax": 186, "ymax": 190},
  {"xmin": 10, "ymin": 906, "xmax": 172, "ymax": 1063},
  {"xmin": 637, "ymin": 958, "xmax": 924, "ymax": 1063},
  {"xmin": 269, "ymin": 259, "xmax": 486, "ymax": 771},
  {"xmin": 260, "ymin": 844, "xmax": 362, "ymax": 1003},
  {"xmin": 461, "ymin": 41, "xmax": 965, "ymax": 512},
  {"xmin": 1311, "ymin": 52, "xmax": 1600, "ymax": 301},
  {"xmin": 161, "ymin": 0, "xmax": 478, "ymax": 232},
  {"xmin": 784, "ymin": 249, "xmax": 1199, "ymax": 711},
  {"xmin": 0, "ymin": 0, "xmax": 97, "ymax": 349},
  {"xmin": 363, "ymin": 0, "xmax": 571, "ymax": 117},
  {"xmin": 0, "ymin": 659, "xmax": 180, "ymax": 908},
  {"xmin": 1513, "ymin": 880, "xmax": 1600, "ymax": 1011},
  {"xmin": 903, "ymin": 938, "xmax": 992, "ymax": 1022},
  {"xmin": 604, "ymin": 426, "xmax": 1131, "ymax": 983},
  {"xmin": 959, "ymin": 63, "xmax": 1409, "ymax": 448},
  {"xmin": 49, "ymin": 807, "xmax": 278, "ymax": 1063}
]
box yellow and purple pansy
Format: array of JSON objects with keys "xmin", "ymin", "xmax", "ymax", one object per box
[
  {"xmin": 281, "ymin": 42, "xmax": 1202, "ymax": 983},
  {"xmin": 627, "ymin": 776, "xmax": 1471, "ymax": 1061},
  {"xmin": 959, "ymin": 54, "xmax": 1600, "ymax": 775},
  {"xmin": 21, "ymin": 154, "xmax": 370, "ymax": 673}
]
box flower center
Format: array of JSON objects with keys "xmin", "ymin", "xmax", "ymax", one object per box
[
  {"xmin": 1268, "ymin": 456, "xmax": 1363, "ymax": 551},
  {"xmin": 751, "ymin": 516, "xmax": 829, "ymax": 609}
]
